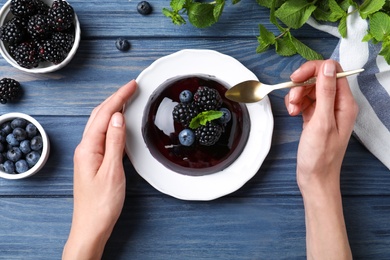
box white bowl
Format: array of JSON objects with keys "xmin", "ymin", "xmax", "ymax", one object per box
[
  {"xmin": 0, "ymin": 0, "xmax": 80, "ymax": 73},
  {"xmin": 0, "ymin": 112, "xmax": 50, "ymax": 179},
  {"xmin": 124, "ymin": 49, "xmax": 274, "ymax": 201}
]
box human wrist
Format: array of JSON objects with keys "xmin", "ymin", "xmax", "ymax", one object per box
[{"xmin": 62, "ymin": 225, "xmax": 111, "ymax": 260}]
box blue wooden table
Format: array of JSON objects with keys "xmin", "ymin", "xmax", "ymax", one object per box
[{"xmin": 1, "ymin": 0, "xmax": 389, "ymax": 259}]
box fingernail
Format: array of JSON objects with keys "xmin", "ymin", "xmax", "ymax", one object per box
[
  {"xmin": 288, "ymin": 104, "xmax": 295, "ymax": 114},
  {"xmin": 112, "ymin": 113, "xmax": 124, "ymax": 128},
  {"xmin": 324, "ymin": 62, "xmax": 335, "ymax": 77},
  {"xmin": 289, "ymin": 91, "xmax": 295, "ymax": 103},
  {"xmin": 290, "ymin": 67, "xmax": 301, "ymax": 79}
]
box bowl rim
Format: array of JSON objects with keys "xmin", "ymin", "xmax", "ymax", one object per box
[
  {"xmin": 0, "ymin": 0, "xmax": 81, "ymax": 73},
  {"xmin": 0, "ymin": 112, "xmax": 50, "ymax": 180}
]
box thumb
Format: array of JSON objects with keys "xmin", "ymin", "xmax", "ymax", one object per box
[
  {"xmin": 104, "ymin": 112, "xmax": 126, "ymax": 164},
  {"xmin": 314, "ymin": 60, "xmax": 337, "ymax": 118}
]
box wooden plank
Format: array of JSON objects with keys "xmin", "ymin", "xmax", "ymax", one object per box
[{"xmin": 0, "ymin": 196, "xmax": 389, "ymax": 259}]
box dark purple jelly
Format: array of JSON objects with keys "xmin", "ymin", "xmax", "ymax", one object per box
[{"xmin": 142, "ymin": 75, "xmax": 250, "ymax": 176}]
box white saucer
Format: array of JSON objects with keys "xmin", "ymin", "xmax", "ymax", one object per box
[{"xmin": 124, "ymin": 49, "xmax": 273, "ymax": 201}]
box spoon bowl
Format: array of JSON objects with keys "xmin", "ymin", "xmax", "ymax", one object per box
[{"xmin": 225, "ymin": 69, "xmax": 364, "ymax": 103}]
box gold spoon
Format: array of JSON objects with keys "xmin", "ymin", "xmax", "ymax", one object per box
[{"xmin": 225, "ymin": 68, "xmax": 364, "ymax": 103}]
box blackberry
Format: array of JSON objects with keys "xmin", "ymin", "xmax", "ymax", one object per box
[
  {"xmin": 10, "ymin": 0, "xmax": 37, "ymax": 17},
  {"xmin": 172, "ymin": 102, "xmax": 200, "ymax": 127},
  {"xmin": 35, "ymin": 0, "xmax": 50, "ymax": 15},
  {"xmin": 27, "ymin": 14, "xmax": 51, "ymax": 39},
  {"xmin": 37, "ymin": 39, "xmax": 67, "ymax": 64},
  {"xmin": 48, "ymin": 0, "xmax": 74, "ymax": 31},
  {"xmin": 0, "ymin": 78, "xmax": 22, "ymax": 104},
  {"xmin": 10, "ymin": 41, "xmax": 40, "ymax": 68},
  {"xmin": 193, "ymin": 86, "xmax": 223, "ymax": 112},
  {"xmin": 195, "ymin": 122, "xmax": 223, "ymax": 146},
  {"xmin": 0, "ymin": 18, "xmax": 27, "ymax": 45},
  {"xmin": 7, "ymin": 16, "xmax": 29, "ymax": 29},
  {"xmin": 52, "ymin": 31, "xmax": 74, "ymax": 52}
]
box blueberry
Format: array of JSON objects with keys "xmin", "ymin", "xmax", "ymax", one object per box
[
  {"xmin": 25, "ymin": 123, "xmax": 37, "ymax": 138},
  {"xmin": 0, "ymin": 122, "xmax": 12, "ymax": 135},
  {"xmin": 19, "ymin": 140, "xmax": 31, "ymax": 154},
  {"xmin": 11, "ymin": 118, "xmax": 27, "ymax": 129},
  {"xmin": 6, "ymin": 133, "xmax": 19, "ymax": 146},
  {"xmin": 178, "ymin": 129, "xmax": 195, "ymax": 146},
  {"xmin": 137, "ymin": 1, "xmax": 152, "ymax": 15},
  {"xmin": 2, "ymin": 160, "xmax": 15, "ymax": 174},
  {"xmin": 179, "ymin": 90, "xmax": 193, "ymax": 103},
  {"xmin": 15, "ymin": 160, "xmax": 29, "ymax": 173},
  {"xmin": 26, "ymin": 151, "xmax": 40, "ymax": 167},
  {"xmin": 13, "ymin": 127, "xmax": 27, "ymax": 141},
  {"xmin": 7, "ymin": 147, "xmax": 22, "ymax": 162},
  {"xmin": 219, "ymin": 108, "xmax": 231, "ymax": 124},
  {"xmin": 30, "ymin": 136, "xmax": 43, "ymax": 151},
  {"xmin": 115, "ymin": 38, "xmax": 131, "ymax": 52}
]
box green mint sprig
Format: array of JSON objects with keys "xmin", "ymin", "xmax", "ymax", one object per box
[
  {"xmin": 163, "ymin": 0, "xmax": 238, "ymax": 28},
  {"xmin": 163, "ymin": 0, "xmax": 390, "ymax": 64},
  {"xmin": 189, "ymin": 110, "xmax": 223, "ymax": 129}
]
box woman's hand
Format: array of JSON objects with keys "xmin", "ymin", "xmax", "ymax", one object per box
[
  {"xmin": 63, "ymin": 80, "xmax": 137, "ymax": 260},
  {"xmin": 285, "ymin": 60, "xmax": 357, "ymax": 260},
  {"xmin": 286, "ymin": 60, "xmax": 358, "ymax": 196}
]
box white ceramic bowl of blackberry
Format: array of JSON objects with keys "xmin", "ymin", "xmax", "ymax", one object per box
[
  {"xmin": 0, "ymin": 112, "xmax": 50, "ymax": 179},
  {"xmin": 0, "ymin": 0, "xmax": 80, "ymax": 73}
]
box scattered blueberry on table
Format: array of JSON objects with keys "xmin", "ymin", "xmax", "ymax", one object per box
[
  {"xmin": 115, "ymin": 38, "xmax": 131, "ymax": 52},
  {"xmin": 0, "ymin": 118, "xmax": 43, "ymax": 174},
  {"xmin": 137, "ymin": 1, "xmax": 152, "ymax": 15}
]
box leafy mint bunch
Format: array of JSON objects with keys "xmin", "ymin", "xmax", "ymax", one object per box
[
  {"xmin": 163, "ymin": 0, "xmax": 390, "ymax": 64},
  {"xmin": 256, "ymin": 0, "xmax": 390, "ymax": 63},
  {"xmin": 163, "ymin": 0, "xmax": 240, "ymax": 28}
]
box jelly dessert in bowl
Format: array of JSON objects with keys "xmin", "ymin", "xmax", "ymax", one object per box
[
  {"xmin": 124, "ymin": 49, "xmax": 274, "ymax": 201},
  {"xmin": 142, "ymin": 75, "xmax": 250, "ymax": 176}
]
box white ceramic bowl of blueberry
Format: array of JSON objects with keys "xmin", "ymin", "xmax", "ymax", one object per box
[
  {"xmin": 0, "ymin": 0, "xmax": 80, "ymax": 73},
  {"xmin": 0, "ymin": 112, "xmax": 50, "ymax": 179}
]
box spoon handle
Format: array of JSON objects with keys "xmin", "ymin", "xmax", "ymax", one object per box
[{"xmin": 273, "ymin": 68, "xmax": 365, "ymax": 90}]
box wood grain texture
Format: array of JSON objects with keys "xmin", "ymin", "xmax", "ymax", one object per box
[{"xmin": 0, "ymin": 0, "xmax": 389, "ymax": 259}]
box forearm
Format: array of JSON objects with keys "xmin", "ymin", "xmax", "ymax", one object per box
[
  {"xmin": 62, "ymin": 226, "xmax": 111, "ymax": 260},
  {"xmin": 302, "ymin": 185, "xmax": 352, "ymax": 260}
]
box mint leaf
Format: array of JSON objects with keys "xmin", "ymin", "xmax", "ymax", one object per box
[
  {"xmin": 338, "ymin": 15, "xmax": 347, "ymax": 38},
  {"xmin": 359, "ymin": 0, "xmax": 386, "ymax": 19},
  {"xmin": 256, "ymin": 0, "xmax": 284, "ymax": 9},
  {"xmin": 275, "ymin": 0, "xmax": 317, "ymax": 29},
  {"xmin": 369, "ymin": 12, "xmax": 390, "ymax": 41},
  {"xmin": 189, "ymin": 110, "xmax": 223, "ymax": 129},
  {"xmin": 275, "ymin": 35, "xmax": 297, "ymax": 56},
  {"xmin": 213, "ymin": 0, "xmax": 225, "ymax": 21},
  {"xmin": 170, "ymin": 0, "xmax": 186, "ymax": 12},
  {"xmin": 162, "ymin": 8, "xmax": 187, "ymax": 25},
  {"xmin": 258, "ymin": 24, "xmax": 276, "ymax": 45},
  {"xmin": 256, "ymin": 24, "xmax": 275, "ymax": 53},
  {"xmin": 187, "ymin": 2, "xmax": 216, "ymax": 28},
  {"xmin": 328, "ymin": 0, "xmax": 346, "ymax": 22},
  {"xmin": 290, "ymin": 36, "xmax": 323, "ymax": 60},
  {"xmin": 379, "ymin": 37, "xmax": 390, "ymax": 64}
]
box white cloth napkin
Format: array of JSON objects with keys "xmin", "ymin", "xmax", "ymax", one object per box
[{"xmin": 307, "ymin": 8, "xmax": 390, "ymax": 170}]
